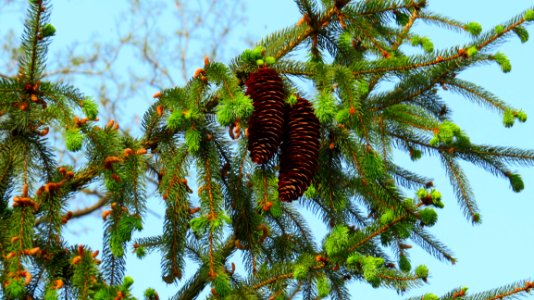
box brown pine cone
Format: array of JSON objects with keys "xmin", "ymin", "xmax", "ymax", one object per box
[
  {"xmin": 246, "ymin": 68, "xmax": 286, "ymax": 164},
  {"xmin": 278, "ymin": 97, "xmax": 320, "ymax": 202}
]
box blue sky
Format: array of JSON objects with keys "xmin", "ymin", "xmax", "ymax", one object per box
[{"xmin": 2, "ymin": 1, "xmax": 534, "ymax": 299}]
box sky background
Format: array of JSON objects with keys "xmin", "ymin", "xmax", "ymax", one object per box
[{"xmin": 1, "ymin": 1, "xmax": 534, "ymax": 299}]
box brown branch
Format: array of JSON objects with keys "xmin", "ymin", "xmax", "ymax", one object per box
[
  {"xmin": 28, "ymin": 1, "xmax": 44, "ymax": 82},
  {"xmin": 391, "ymin": 8, "xmax": 419, "ymax": 50},
  {"xmin": 477, "ymin": 18, "xmax": 526, "ymax": 50},
  {"xmin": 354, "ymin": 14, "xmax": 528, "ymax": 78},
  {"xmin": 274, "ymin": 1, "xmax": 352, "ymax": 59},
  {"xmin": 204, "ymin": 158, "xmax": 216, "ymax": 278},
  {"xmin": 486, "ymin": 281, "xmax": 534, "ymax": 300},
  {"xmin": 253, "ymin": 272, "xmax": 294, "ymax": 290},
  {"xmin": 376, "ymin": 273, "xmax": 420, "ymax": 282},
  {"xmin": 176, "ymin": 235, "xmax": 236, "ymax": 300},
  {"xmin": 351, "ymin": 151, "xmax": 367, "ymax": 185},
  {"xmin": 354, "ymin": 54, "xmax": 461, "ymax": 77},
  {"xmin": 288, "ymin": 282, "xmax": 302, "ymax": 299},
  {"xmin": 357, "ymin": 3, "xmax": 421, "ymax": 16},
  {"xmin": 252, "ymin": 263, "xmax": 325, "ymax": 290},
  {"xmin": 348, "ymin": 215, "xmax": 406, "ymax": 252},
  {"xmin": 35, "ymin": 190, "xmax": 108, "ymax": 225},
  {"xmin": 69, "ymin": 195, "xmax": 109, "ymax": 219},
  {"xmin": 370, "ymin": 65, "xmax": 453, "ymax": 112}
]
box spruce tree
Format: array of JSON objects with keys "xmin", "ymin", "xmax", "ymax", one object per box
[{"xmin": 1, "ymin": 0, "xmax": 534, "ymax": 299}]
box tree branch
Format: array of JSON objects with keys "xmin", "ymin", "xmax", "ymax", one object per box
[
  {"xmin": 175, "ymin": 235, "xmax": 236, "ymax": 300},
  {"xmin": 69, "ymin": 194, "xmax": 109, "ymax": 219}
]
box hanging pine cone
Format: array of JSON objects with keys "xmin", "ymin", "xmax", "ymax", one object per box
[
  {"xmin": 246, "ymin": 68, "xmax": 286, "ymax": 164},
  {"xmin": 278, "ymin": 97, "xmax": 320, "ymax": 202}
]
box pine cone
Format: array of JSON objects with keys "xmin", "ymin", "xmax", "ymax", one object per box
[
  {"xmin": 278, "ymin": 97, "xmax": 320, "ymax": 202},
  {"xmin": 246, "ymin": 68, "xmax": 286, "ymax": 164}
]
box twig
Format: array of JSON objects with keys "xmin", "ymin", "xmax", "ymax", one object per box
[
  {"xmin": 274, "ymin": 1, "xmax": 353, "ymax": 59},
  {"xmin": 69, "ymin": 196, "xmax": 109, "ymax": 219}
]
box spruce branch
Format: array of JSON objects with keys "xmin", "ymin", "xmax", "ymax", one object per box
[
  {"xmin": 273, "ymin": 0, "xmax": 352, "ymax": 59},
  {"xmin": 27, "ymin": 1, "xmax": 46, "ymax": 82},
  {"xmin": 444, "ymin": 79, "xmax": 511, "ymax": 113},
  {"xmin": 476, "ymin": 280, "xmax": 534, "ymax": 300},
  {"xmin": 67, "ymin": 194, "xmax": 109, "ymax": 220},
  {"xmin": 252, "ymin": 263, "xmax": 326, "ymax": 290},
  {"xmin": 2, "ymin": 1, "xmax": 534, "ymax": 299},
  {"xmin": 376, "ymin": 272, "xmax": 422, "ymax": 283},
  {"xmin": 418, "ymin": 12, "xmax": 471, "ymax": 33},
  {"xmin": 476, "ymin": 13, "xmax": 530, "ymax": 51},
  {"xmin": 441, "ymin": 153, "xmax": 480, "ymax": 223},
  {"xmin": 351, "ymin": 0, "xmax": 423, "ymax": 16},
  {"xmin": 351, "ymin": 11, "xmax": 532, "ymax": 79},
  {"xmin": 352, "ymin": 52, "xmax": 461, "ymax": 76},
  {"xmin": 252, "ymin": 272, "xmax": 294, "ymax": 290},
  {"xmin": 348, "ymin": 215, "xmax": 406, "ymax": 252},
  {"xmin": 391, "ymin": 7, "xmax": 420, "ymax": 50},
  {"xmin": 172, "ymin": 235, "xmax": 236, "ymax": 300},
  {"xmin": 410, "ymin": 226, "xmax": 456, "ymax": 264}
]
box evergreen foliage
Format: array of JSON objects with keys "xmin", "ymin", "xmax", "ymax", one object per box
[{"xmin": 1, "ymin": 0, "xmax": 533, "ymax": 299}]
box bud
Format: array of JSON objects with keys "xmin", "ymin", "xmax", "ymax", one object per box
[
  {"xmin": 265, "ymin": 56, "xmax": 276, "ymax": 65},
  {"xmin": 102, "ymin": 210, "xmax": 112, "ymax": 220},
  {"xmin": 262, "ymin": 201, "xmax": 273, "ymax": 211},
  {"xmin": 41, "ymin": 24, "xmax": 56, "ymax": 38},
  {"xmin": 464, "ymin": 22, "xmax": 482, "ymax": 36},
  {"xmin": 71, "ymin": 255, "xmax": 82, "ymax": 265},
  {"xmin": 53, "ymin": 279, "xmax": 64, "ymax": 289}
]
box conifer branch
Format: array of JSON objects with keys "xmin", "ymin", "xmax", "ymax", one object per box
[
  {"xmin": 482, "ymin": 280, "xmax": 534, "ymax": 300},
  {"xmin": 444, "ymin": 79, "xmax": 509, "ymax": 113},
  {"xmin": 349, "ymin": 215, "xmax": 406, "ymax": 252},
  {"xmin": 2, "ymin": 1, "xmax": 534, "ymax": 298},
  {"xmin": 391, "ymin": 8, "xmax": 420, "ymax": 50},
  {"xmin": 204, "ymin": 158, "xmax": 216, "ymax": 279},
  {"xmin": 287, "ymin": 283, "xmax": 302, "ymax": 299},
  {"xmin": 274, "ymin": 1, "xmax": 352, "ymax": 59},
  {"xmin": 173, "ymin": 235, "xmax": 236, "ymax": 300},
  {"xmin": 441, "ymin": 153, "xmax": 479, "ymax": 222},
  {"xmin": 376, "ymin": 273, "xmax": 421, "ymax": 282},
  {"xmin": 252, "ymin": 272, "xmax": 294, "ymax": 290},
  {"xmin": 477, "ymin": 17, "xmax": 527, "ymax": 51},
  {"xmin": 353, "ymin": 1, "xmax": 422, "ymax": 16},
  {"xmin": 353, "ymin": 53, "xmax": 460, "ymax": 76},
  {"xmin": 252, "ymin": 263, "xmax": 325, "ymax": 290},
  {"xmin": 417, "ymin": 12, "xmax": 466, "ymax": 31},
  {"xmin": 68, "ymin": 195, "xmax": 109, "ymax": 220},
  {"xmin": 410, "ymin": 226, "xmax": 456, "ymax": 263},
  {"xmin": 350, "ymin": 149, "xmax": 367, "ymax": 184},
  {"xmin": 27, "ymin": 1, "xmax": 45, "ymax": 82},
  {"xmin": 353, "ymin": 19, "xmax": 391, "ymax": 56},
  {"xmin": 469, "ymin": 146, "xmax": 534, "ymax": 162},
  {"xmin": 378, "ymin": 116, "xmax": 388, "ymax": 163},
  {"xmin": 236, "ymin": 148, "xmax": 247, "ymax": 199}
]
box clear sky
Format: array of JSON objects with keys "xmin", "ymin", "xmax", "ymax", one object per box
[{"xmin": 1, "ymin": 1, "xmax": 534, "ymax": 299}]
